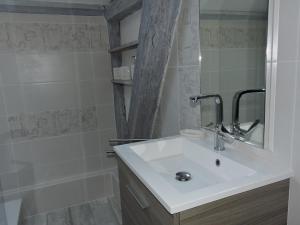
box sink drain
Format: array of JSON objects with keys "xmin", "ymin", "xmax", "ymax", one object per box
[{"xmin": 175, "ymin": 171, "xmax": 192, "ymax": 182}]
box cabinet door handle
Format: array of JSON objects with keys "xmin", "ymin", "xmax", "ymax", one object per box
[{"xmin": 126, "ymin": 184, "xmax": 149, "ymax": 209}]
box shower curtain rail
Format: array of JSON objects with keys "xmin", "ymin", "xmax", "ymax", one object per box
[
  {"xmin": 109, "ymin": 138, "xmax": 149, "ymax": 146},
  {"xmin": 0, "ymin": 2, "xmax": 105, "ymax": 16},
  {"xmin": 107, "ymin": 139, "xmax": 149, "ymax": 157}
]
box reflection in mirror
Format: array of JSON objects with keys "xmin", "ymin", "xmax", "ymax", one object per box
[{"xmin": 199, "ymin": 0, "xmax": 269, "ymax": 147}]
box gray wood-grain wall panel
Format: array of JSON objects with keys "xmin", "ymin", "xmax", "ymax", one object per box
[
  {"xmin": 118, "ymin": 155, "xmax": 289, "ymax": 225},
  {"xmin": 180, "ymin": 179, "xmax": 290, "ymax": 225},
  {"xmin": 128, "ymin": 0, "xmax": 182, "ymax": 139}
]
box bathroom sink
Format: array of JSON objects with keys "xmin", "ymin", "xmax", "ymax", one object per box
[
  {"xmin": 130, "ymin": 137, "xmax": 256, "ymax": 193},
  {"xmin": 114, "ymin": 135, "xmax": 292, "ymax": 213}
]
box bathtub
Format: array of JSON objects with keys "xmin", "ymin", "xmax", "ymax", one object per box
[{"xmin": 0, "ymin": 199, "xmax": 22, "ymax": 225}]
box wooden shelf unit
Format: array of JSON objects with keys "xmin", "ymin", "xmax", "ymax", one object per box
[
  {"xmin": 109, "ymin": 40, "xmax": 138, "ymax": 53},
  {"xmin": 112, "ymin": 79, "xmax": 133, "ymax": 85}
]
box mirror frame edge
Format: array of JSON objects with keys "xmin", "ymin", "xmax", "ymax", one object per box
[{"xmin": 264, "ymin": 0, "xmax": 280, "ymax": 151}]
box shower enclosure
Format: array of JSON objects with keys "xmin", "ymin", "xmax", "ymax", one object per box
[{"xmin": 0, "ymin": 1, "xmax": 119, "ymax": 225}]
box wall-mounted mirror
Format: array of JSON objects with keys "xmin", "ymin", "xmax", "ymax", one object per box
[{"xmin": 198, "ymin": 0, "xmax": 269, "ymax": 148}]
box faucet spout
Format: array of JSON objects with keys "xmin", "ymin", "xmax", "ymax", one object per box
[
  {"xmin": 189, "ymin": 94, "xmax": 233, "ymax": 151},
  {"xmin": 190, "ymin": 94, "xmax": 224, "ymax": 126}
]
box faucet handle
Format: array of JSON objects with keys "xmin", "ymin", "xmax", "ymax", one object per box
[
  {"xmin": 219, "ymin": 132, "xmax": 235, "ymax": 144},
  {"xmin": 242, "ymin": 119, "xmax": 260, "ymax": 140}
]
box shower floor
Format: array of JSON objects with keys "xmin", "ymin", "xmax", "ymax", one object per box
[{"xmin": 22, "ymin": 199, "xmax": 120, "ymax": 225}]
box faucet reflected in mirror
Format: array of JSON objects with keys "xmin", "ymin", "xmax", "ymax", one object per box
[
  {"xmin": 190, "ymin": 89, "xmax": 265, "ymax": 150},
  {"xmin": 231, "ymin": 89, "xmax": 266, "ymax": 141},
  {"xmin": 198, "ymin": 1, "xmax": 268, "ymax": 148}
]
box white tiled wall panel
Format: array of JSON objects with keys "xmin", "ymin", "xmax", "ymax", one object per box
[{"xmin": 0, "ymin": 13, "xmax": 116, "ymax": 218}]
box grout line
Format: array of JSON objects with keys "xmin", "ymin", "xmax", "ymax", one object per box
[
  {"xmin": 0, "ymin": 168, "xmax": 117, "ymax": 198},
  {"xmin": 0, "ymin": 69, "xmax": 21, "ymax": 195},
  {"xmin": 23, "ymin": 195, "xmax": 111, "ymax": 222}
]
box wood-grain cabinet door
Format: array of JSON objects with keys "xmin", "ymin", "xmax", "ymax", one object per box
[{"xmin": 118, "ymin": 158, "xmax": 179, "ymax": 225}]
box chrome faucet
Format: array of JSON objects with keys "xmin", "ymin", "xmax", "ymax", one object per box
[
  {"xmin": 190, "ymin": 94, "xmax": 234, "ymax": 151},
  {"xmin": 232, "ymin": 89, "xmax": 266, "ymax": 140}
]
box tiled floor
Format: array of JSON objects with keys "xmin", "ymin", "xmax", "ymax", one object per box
[{"xmin": 22, "ymin": 199, "xmax": 120, "ymax": 225}]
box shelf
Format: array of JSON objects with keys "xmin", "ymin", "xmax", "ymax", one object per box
[
  {"xmin": 112, "ymin": 79, "xmax": 133, "ymax": 86},
  {"xmin": 109, "ymin": 41, "xmax": 138, "ymax": 53}
]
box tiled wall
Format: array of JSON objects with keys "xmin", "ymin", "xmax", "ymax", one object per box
[
  {"xmin": 200, "ymin": 19, "xmax": 267, "ymax": 125},
  {"xmin": 0, "ymin": 13, "xmax": 116, "ymax": 218},
  {"xmin": 159, "ymin": 0, "xmax": 202, "ymax": 136},
  {"xmin": 160, "ymin": 0, "xmax": 267, "ymax": 136},
  {"xmin": 283, "ymin": 0, "xmax": 300, "ymax": 224}
]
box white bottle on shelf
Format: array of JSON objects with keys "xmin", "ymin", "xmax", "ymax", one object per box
[{"xmin": 113, "ymin": 67, "xmax": 121, "ymax": 80}]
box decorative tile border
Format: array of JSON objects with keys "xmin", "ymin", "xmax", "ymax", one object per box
[
  {"xmin": 0, "ymin": 22, "xmax": 108, "ymax": 52},
  {"xmin": 8, "ymin": 106, "xmax": 98, "ymax": 140},
  {"xmin": 200, "ymin": 20, "xmax": 267, "ymax": 49}
]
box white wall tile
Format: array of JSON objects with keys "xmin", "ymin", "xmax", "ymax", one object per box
[
  {"xmin": 0, "ymin": 170, "xmax": 19, "ymax": 191},
  {"xmin": 34, "ymin": 179, "xmax": 86, "ymax": 215},
  {"xmin": 200, "ymin": 49, "xmax": 220, "ymax": 72},
  {"xmin": 288, "ymin": 52, "xmax": 300, "ymax": 225},
  {"xmin": 84, "ymin": 174, "xmax": 107, "ymax": 201},
  {"xmin": 97, "ymin": 105, "xmax": 116, "ymax": 130},
  {"xmin": 289, "ymin": 63, "xmax": 300, "ymax": 223},
  {"xmin": 82, "ymin": 155, "xmax": 103, "ymax": 173},
  {"xmin": 219, "ymin": 48, "xmax": 257, "ymax": 71},
  {"xmin": 78, "ymin": 81, "xmax": 96, "ymax": 108},
  {"xmin": 13, "ymin": 141, "xmax": 34, "ymax": 165},
  {"xmin": 3, "ymin": 85, "xmax": 27, "ymax": 114},
  {"xmin": 17, "ymin": 164, "xmax": 37, "ymax": 187},
  {"xmin": 81, "ymin": 131, "xmax": 101, "ymax": 157},
  {"xmin": 31, "ymin": 135, "xmax": 82, "ymax": 166},
  {"xmin": 120, "ymin": 10, "xmax": 141, "ymax": 45},
  {"xmin": 0, "ymin": 144, "xmax": 14, "ymax": 173},
  {"xmin": 0, "ymin": 13, "xmax": 114, "ymax": 217},
  {"xmin": 219, "ymin": 69, "xmax": 257, "ymax": 92},
  {"xmin": 15, "ymin": 54, "xmax": 76, "ymax": 83},
  {"xmin": 0, "ymin": 53, "xmax": 19, "ymax": 84},
  {"xmin": 74, "ymin": 53, "xmax": 93, "ymax": 81},
  {"xmin": 0, "ymin": 116, "xmax": 11, "ymax": 144},
  {"xmin": 93, "ymin": 79, "xmax": 114, "ymax": 106},
  {"xmin": 277, "ymin": 0, "xmax": 300, "ymax": 61},
  {"xmin": 34, "ymin": 159, "xmax": 84, "ymax": 184},
  {"xmin": 23, "ymin": 83, "xmax": 79, "ymax": 113},
  {"xmin": 0, "ymin": 88, "xmax": 6, "ymax": 116},
  {"xmin": 3, "ymin": 83, "xmax": 80, "ymax": 114},
  {"xmin": 160, "ymin": 68, "xmax": 180, "ymax": 137},
  {"xmin": 92, "ymin": 52, "xmax": 112, "ymax": 80},
  {"xmin": 273, "ymin": 61, "xmax": 297, "ymax": 163}
]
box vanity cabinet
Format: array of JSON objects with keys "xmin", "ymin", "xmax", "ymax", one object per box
[
  {"xmin": 118, "ymin": 157, "xmax": 180, "ymax": 225},
  {"xmin": 118, "ymin": 158, "xmax": 290, "ymax": 225}
]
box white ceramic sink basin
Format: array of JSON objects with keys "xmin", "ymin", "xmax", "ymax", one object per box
[
  {"xmin": 131, "ymin": 138, "xmax": 255, "ymax": 193},
  {"xmin": 115, "ymin": 135, "xmax": 292, "ymax": 214}
]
